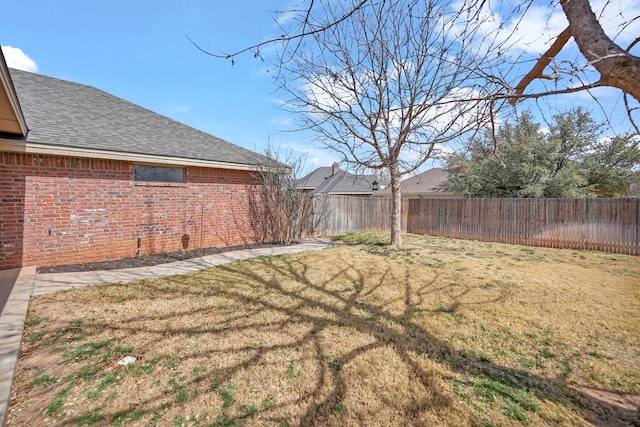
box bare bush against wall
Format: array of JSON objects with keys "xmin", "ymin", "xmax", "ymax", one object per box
[{"xmin": 250, "ymin": 147, "xmax": 314, "ymax": 245}]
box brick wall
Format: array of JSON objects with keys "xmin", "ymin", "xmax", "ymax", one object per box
[{"xmin": 0, "ymin": 152, "xmax": 268, "ymax": 269}]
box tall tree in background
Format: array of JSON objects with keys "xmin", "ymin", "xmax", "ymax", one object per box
[
  {"xmin": 443, "ymin": 108, "xmax": 640, "ymax": 198},
  {"xmin": 267, "ymin": 0, "xmax": 505, "ymax": 247},
  {"xmin": 584, "ymin": 135, "xmax": 640, "ymax": 197}
]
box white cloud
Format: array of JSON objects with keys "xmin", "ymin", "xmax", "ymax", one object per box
[
  {"xmin": 1, "ymin": 46, "xmax": 38, "ymax": 72},
  {"xmin": 301, "ymin": 150, "xmax": 340, "ymax": 173},
  {"xmin": 565, "ymin": 85, "xmax": 619, "ymax": 101},
  {"xmin": 301, "ymin": 62, "xmax": 494, "ymax": 169},
  {"xmin": 450, "ymin": 0, "xmax": 568, "ymax": 56},
  {"xmin": 166, "ymin": 105, "xmax": 191, "ymax": 113},
  {"xmin": 275, "ymin": 9, "xmax": 299, "ymax": 26},
  {"xmin": 270, "ymin": 139, "xmax": 340, "ymax": 173},
  {"xmin": 504, "ymin": 4, "xmax": 568, "ymax": 54},
  {"xmin": 462, "ymin": 0, "xmax": 640, "ymax": 56},
  {"xmin": 270, "ymin": 116, "xmax": 294, "ymax": 126},
  {"xmin": 270, "ymin": 97, "xmax": 288, "ymax": 106},
  {"xmin": 389, "ymin": 87, "xmax": 491, "ymax": 142},
  {"xmin": 594, "ymin": 0, "xmax": 640, "ymax": 45},
  {"xmin": 303, "ymin": 73, "xmax": 359, "ymax": 113}
]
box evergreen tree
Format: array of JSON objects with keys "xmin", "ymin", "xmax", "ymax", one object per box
[{"xmin": 443, "ymin": 109, "xmax": 639, "ymax": 198}]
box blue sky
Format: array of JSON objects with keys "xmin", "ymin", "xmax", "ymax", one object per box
[
  {"xmin": 1, "ymin": 0, "xmax": 339, "ymax": 172},
  {"xmin": 2, "ymin": 0, "xmax": 638, "ymax": 175}
]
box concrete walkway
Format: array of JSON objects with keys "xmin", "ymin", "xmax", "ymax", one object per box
[
  {"xmin": 0, "ymin": 267, "xmax": 36, "ymax": 427},
  {"xmin": 0, "ymin": 239, "xmax": 332, "ymax": 425}
]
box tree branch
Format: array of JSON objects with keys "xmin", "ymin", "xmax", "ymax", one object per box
[
  {"xmin": 510, "ymin": 26, "xmax": 572, "ymax": 105},
  {"xmin": 186, "ymin": 0, "xmax": 370, "ymax": 60},
  {"xmin": 623, "ymin": 93, "xmax": 640, "ymax": 133},
  {"xmin": 560, "ymin": 0, "xmax": 640, "ymax": 103}
]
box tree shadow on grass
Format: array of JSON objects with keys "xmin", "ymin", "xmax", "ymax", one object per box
[{"xmin": 13, "ymin": 250, "xmax": 637, "ymax": 426}]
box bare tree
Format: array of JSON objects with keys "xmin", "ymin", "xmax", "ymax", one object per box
[
  {"xmin": 190, "ymin": 0, "xmax": 638, "ymax": 244},
  {"xmin": 265, "ymin": 0, "xmax": 508, "ymax": 247}
]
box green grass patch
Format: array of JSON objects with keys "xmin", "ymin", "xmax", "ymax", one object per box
[
  {"xmin": 45, "ymin": 385, "xmax": 73, "ymax": 414},
  {"xmin": 163, "ymin": 358, "xmax": 182, "ymax": 369},
  {"xmin": 241, "ymin": 403, "xmax": 259, "ymax": 417},
  {"xmin": 334, "ymin": 231, "xmax": 391, "ymax": 247},
  {"xmin": 98, "ymin": 373, "xmax": 121, "ymax": 391},
  {"xmin": 62, "ymin": 340, "xmax": 113, "ymax": 364},
  {"xmin": 287, "ymin": 360, "xmax": 302, "ymax": 378},
  {"xmin": 25, "ymin": 317, "xmax": 43, "ymax": 327},
  {"xmin": 210, "ymin": 415, "xmax": 238, "ymax": 427},
  {"xmin": 76, "ymin": 406, "xmax": 105, "ymax": 426},
  {"xmin": 27, "ymin": 331, "xmax": 47, "ymax": 343},
  {"xmin": 29, "ymin": 370, "xmax": 58, "ymax": 389},
  {"xmin": 111, "ymin": 409, "xmax": 146, "ymax": 425},
  {"xmin": 71, "ymin": 363, "xmax": 101, "ymax": 381},
  {"xmin": 540, "ymin": 348, "xmax": 556, "ymax": 359},
  {"xmin": 220, "ymin": 382, "xmax": 235, "ymax": 408},
  {"xmin": 331, "ymin": 402, "xmax": 349, "ymax": 415},
  {"xmin": 587, "ymin": 351, "xmax": 613, "ymax": 360},
  {"xmin": 113, "ymin": 344, "xmax": 134, "ymax": 354},
  {"xmin": 473, "ymin": 377, "xmax": 539, "ymax": 423}
]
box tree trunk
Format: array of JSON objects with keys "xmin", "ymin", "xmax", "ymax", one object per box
[
  {"xmin": 390, "ymin": 166, "xmax": 402, "ymax": 248},
  {"xmin": 560, "ymin": 0, "xmax": 640, "ymax": 102}
]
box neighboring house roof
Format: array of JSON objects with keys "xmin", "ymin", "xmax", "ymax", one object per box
[
  {"xmin": 299, "ymin": 163, "xmax": 385, "ymax": 195},
  {"xmin": 298, "ymin": 166, "xmax": 333, "ymax": 190},
  {"xmin": 378, "ymin": 168, "xmax": 460, "ymax": 197},
  {"xmin": 313, "ymin": 170, "xmax": 378, "ymax": 195},
  {"xmin": 1, "ymin": 67, "xmax": 271, "ymax": 170}
]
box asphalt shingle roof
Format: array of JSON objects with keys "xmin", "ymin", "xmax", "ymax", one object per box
[
  {"xmin": 9, "ymin": 68, "xmax": 270, "ymax": 167},
  {"xmin": 313, "ymin": 170, "xmax": 378, "ymax": 194},
  {"xmin": 299, "ymin": 165, "xmax": 383, "ymax": 195},
  {"xmin": 298, "ymin": 167, "xmax": 333, "ymax": 190},
  {"xmin": 378, "ymin": 168, "xmax": 451, "ymax": 195}
]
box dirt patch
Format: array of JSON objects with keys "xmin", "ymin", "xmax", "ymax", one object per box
[{"xmin": 577, "ymin": 386, "xmax": 640, "ymax": 426}]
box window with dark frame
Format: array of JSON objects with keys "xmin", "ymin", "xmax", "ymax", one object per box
[{"xmin": 134, "ymin": 165, "xmax": 185, "ymax": 183}]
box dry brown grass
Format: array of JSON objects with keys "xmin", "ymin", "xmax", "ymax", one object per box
[{"xmin": 8, "ymin": 233, "xmax": 640, "ymax": 426}]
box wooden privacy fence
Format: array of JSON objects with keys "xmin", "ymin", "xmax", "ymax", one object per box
[
  {"xmin": 311, "ymin": 195, "xmax": 640, "ymax": 255},
  {"xmin": 406, "ymin": 198, "xmax": 639, "ymax": 255},
  {"xmin": 311, "ymin": 194, "xmax": 406, "ymax": 236}
]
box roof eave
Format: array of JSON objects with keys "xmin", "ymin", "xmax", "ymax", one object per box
[
  {"xmin": 0, "ymin": 139, "xmax": 274, "ymax": 172},
  {"xmin": 324, "ymin": 191, "xmax": 373, "ymax": 195},
  {"xmin": 0, "ymin": 56, "xmax": 28, "ymax": 136}
]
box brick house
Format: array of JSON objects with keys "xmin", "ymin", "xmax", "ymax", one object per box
[{"xmin": 0, "ymin": 54, "xmax": 274, "ymax": 270}]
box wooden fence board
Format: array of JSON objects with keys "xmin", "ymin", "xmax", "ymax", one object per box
[{"xmin": 309, "ymin": 196, "xmax": 639, "ymax": 255}]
